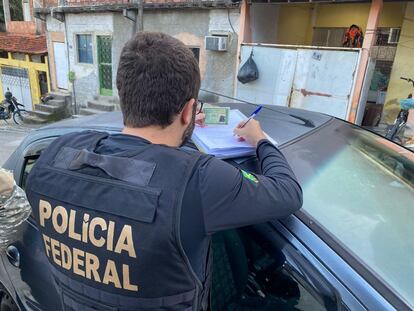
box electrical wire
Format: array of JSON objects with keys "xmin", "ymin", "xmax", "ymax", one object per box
[{"xmin": 227, "ymin": 9, "xmax": 236, "ymax": 34}]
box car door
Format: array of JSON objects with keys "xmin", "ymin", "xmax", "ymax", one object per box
[
  {"xmin": 280, "ymin": 119, "xmax": 413, "ymax": 310},
  {"xmin": 1, "ymin": 137, "xmax": 62, "ymax": 311},
  {"xmin": 210, "ymin": 223, "xmax": 362, "ymax": 311}
]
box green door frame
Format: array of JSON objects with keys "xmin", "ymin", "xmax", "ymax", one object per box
[{"xmin": 97, "ymin": 36, "xmax": 113, "ymax": 96}]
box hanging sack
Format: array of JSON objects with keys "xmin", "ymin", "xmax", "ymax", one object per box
[
  {"xmin": 237, "ymin": 50, "xmax": 259, "ymax": 84},
  {"xmin": 400, "ymin": 98, "xmax": 414, "ymax": 110}
]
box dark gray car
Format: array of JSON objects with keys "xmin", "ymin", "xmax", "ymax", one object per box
[{"xmin": 1, "ymin": 103, "xmax": 413, "ymax": 311}]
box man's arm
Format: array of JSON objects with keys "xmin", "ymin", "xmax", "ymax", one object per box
[
  {"xmin": 199, "ymin": 120, "xmax": 302, "ymax": 234},
  {"xmin": 0, "ymin": 168, "xmax": 32, "ymax": 250}
]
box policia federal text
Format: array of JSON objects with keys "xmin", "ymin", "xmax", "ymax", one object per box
[{"xmin": 38, "ymin": 200, "xmax": 139, "ymax": 292}]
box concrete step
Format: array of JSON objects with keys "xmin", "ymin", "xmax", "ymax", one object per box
[
  {"xmin": 22, "ymin": 114, "xmax": 48, "ymax": 124},
  {"xmin": 31, "ymin": 110, "xmax": 53, "ymax": 120},
  {"xmin": 48, "ymin": 91, "xmax": 71, "ymax": 101},
  {"xmin": 45, "ymin": 99, "xmax": 66, "ymax": 108},
  {"xmin": 93, "ymin": 95, "xmax": 119, "ymax": 104},
  {"xmin": 87, "ymin": 100, "xmax": 115, "ymax": 112},
  {"xmin": 35, "ymin": 103, "xmax": 63, "ymax": 114},
  {"xmin": 79, "ymin": 108, "xmax": 106, "ymax": 116}
]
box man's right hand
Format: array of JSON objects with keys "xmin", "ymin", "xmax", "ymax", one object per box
[{"xmin": 233, "ymin": 119, "xmax": 267, "ymax": 147}]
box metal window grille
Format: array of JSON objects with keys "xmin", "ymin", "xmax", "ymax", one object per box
[
  {"xmin": 97, "ymin": 36, "xmax": 113, "ymax": 95},
  {"xmin": 312, "ymin": 28, "xmax": 347, "ymax": 47}
]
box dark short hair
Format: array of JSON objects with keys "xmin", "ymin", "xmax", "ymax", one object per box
[{"xmin": 116, "ymin": 32, "xmax": 201, "ymax": 128}]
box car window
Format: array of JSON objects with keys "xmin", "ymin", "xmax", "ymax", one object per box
[
  {"xmin": 18, "ymin": 138, "xmax": 57, "ymax": 222},
  {"xmin": 21, "ymin": 156, "xmax": 39, "ymax": 190},
  {"xmin": 211, "ymin": 229, "xmax": 332, "ymax": 311},
  {"xmin": 283, "ymin": 120, "xmax": 414, "ymax": 308},
  {"xmin": 19, "ymin": 137, "xmax": 58, "ymax": 190}
]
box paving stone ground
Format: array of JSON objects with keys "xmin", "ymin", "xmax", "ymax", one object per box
[{"xmin": 0, "ymin": 122, "xmax": 42, "ymax": 165}]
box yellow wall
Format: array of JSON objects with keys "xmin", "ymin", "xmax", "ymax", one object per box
[
  {"xmin": 0, "ymin": 53, "xmax": 50, "ymax": 107},
  {"xmin": 276, "ymin": 2, "xmax": 406, "ymax": 46},
  {"xmin": 383, "ymin": 3, "xmax": 414, "ymax": 126},
  {"xmin": 277, "ymin": 4, "xmax": 314, "ymax": 45},
  {"xmin": 315, "ymin": 3, "xmax": 405, "ymax": 32}
]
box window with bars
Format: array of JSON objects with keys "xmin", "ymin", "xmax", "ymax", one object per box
[
  {"xmin": 77, "ymin": 34, "xmax": 93, "ymax": 64},
  {"xmin": 312, "ymin": 28, "xmax": 347, "ymax": 47},
  {"xmin": 375, "ymin": 28, "xmax": 400, "ymax": 46}
]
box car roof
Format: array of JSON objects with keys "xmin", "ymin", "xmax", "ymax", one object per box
[{"xmin": 40, "ymin": 103, "xmax": 332, "ymax": 147}]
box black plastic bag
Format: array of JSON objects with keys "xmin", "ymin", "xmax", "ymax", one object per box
[{"xmin": 237, "ymin": 51, "xmax": 259, "ymax": 84}]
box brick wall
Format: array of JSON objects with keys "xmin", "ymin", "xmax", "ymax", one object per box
[
  {"xmin": 43, "ymin": 0, "xmax": 58, "ymax": 6},
  {"xmin": 7, "ymin": 21, "xmax": 37, "ymax": 34}
]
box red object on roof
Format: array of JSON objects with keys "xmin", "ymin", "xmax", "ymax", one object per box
[{"xmin": 0, "ymin": 33, "xmax": 47, "ymax": 55}]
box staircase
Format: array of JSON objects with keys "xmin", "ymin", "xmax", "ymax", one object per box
[
  {"xmin": 23, "ymin": 92, "xmax": 72, "ymax": 124},
  {"xmin": 76, "ymin": 95, "xmax": 119, "ymax": 117}
]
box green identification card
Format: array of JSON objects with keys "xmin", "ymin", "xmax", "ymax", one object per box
[{"xmin": 203, "ymin": 107, "xmax": 230, "ymax": 125}]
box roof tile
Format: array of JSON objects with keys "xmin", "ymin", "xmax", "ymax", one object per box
[{"xmin": 0, "ymin": 33, "xmax": 47, "ymax": 55}]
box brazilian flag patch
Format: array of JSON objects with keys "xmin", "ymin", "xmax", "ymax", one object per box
[{"xmin": 241, "ymin": 170, "xmax": 259, "ymax": 183}]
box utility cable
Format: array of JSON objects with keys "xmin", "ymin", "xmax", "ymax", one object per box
[{"xmin": 227, "ymin": 9, "xmax": 236, "ymax": 34}]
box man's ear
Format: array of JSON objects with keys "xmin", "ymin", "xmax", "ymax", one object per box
[{"xmin": 181, "ymin": 99, "xmax": 195, "ymax": 125}]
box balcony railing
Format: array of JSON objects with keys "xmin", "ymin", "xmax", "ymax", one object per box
[{"xmin": 42, "ymin": 0, "xmax": 232, "ymax": 8}]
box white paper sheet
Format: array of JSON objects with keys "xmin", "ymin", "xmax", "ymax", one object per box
[{"xmin": 192, "ymin": 110, "xmax": 256, "ymax": 158}]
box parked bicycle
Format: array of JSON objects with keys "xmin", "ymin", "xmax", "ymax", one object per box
[
  {"xmin": 385, "ymin": 77, "xmax": 414, "ymax": 144},
  {"xmin": 0, "ymin": 88, "xmax": 27, "ymax": 125}
]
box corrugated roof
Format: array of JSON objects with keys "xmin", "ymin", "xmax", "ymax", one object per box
[{"xmin": 0, "ymin": 33, "xmax": 47, "ymax": 55}]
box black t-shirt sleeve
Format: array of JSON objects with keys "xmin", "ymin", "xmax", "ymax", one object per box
[{"xmin": 199, "ymin": 140, "xmax": 303, "ymax": 234}]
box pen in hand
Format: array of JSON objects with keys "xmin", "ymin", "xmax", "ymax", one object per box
[
  {"xmin": 239, "ymin": 106, "xmax": 263, "ymax": 128},
  {"xmin": 233, "ymin": 106, "xmax": 263, "ymax": 141}
]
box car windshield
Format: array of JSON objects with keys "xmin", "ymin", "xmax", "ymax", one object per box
[{"xmin": 285, "ymin": 121, "xmax": 414, "ymax": 308}]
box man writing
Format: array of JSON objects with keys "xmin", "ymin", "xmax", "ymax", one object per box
[{"xmin": 25, "ymin": 32, "xmax": 302, "ymax": 311}]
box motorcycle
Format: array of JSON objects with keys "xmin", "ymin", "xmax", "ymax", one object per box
[
  {"xmin": 0, "ymin": 88, "xmax": 27, "ymax": 125},
  {"xmin": 385, "ymin": 77, "xmax": 414, "ymax": 144}
]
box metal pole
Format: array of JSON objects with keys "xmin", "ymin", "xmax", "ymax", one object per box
[
  {"xmin": 348, "ymin": 0, "xmax": 383, "ymax": 123},
  {"xmin": 33, "ymin": 0, "xmax": 44, "ymax": 34},
  {"xmin": 2, "ymin": 0, "xmax": 11, "ymax": 30},
  {"xmin": 137, "ymin": 0, "xmax": 144, "ymax": 32},
  {"xmin": 131, "ymin": 0, "xmax": 143, "ymax": 33}
]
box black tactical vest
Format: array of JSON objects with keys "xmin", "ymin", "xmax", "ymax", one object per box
[{"xmin": 26, "ymin": 131, "xmax": 209, "ymax": 311}]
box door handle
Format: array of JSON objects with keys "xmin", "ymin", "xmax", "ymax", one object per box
[{"xmin": 6, "ymin": 245, "xmax": 20, "ymax": 267}]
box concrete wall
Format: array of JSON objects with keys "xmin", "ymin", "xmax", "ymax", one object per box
[
  {"xmin": 45, "ymin": 8, "xmax": 240, "ymax": 106},
  {"xmin": 45, "ymin": 15, "xmax": 65, "ymax": 91},
  {"xmin": 112, "ymin": 14, "xmax": 134, "ymax": 98},
  {"xmin": 250, "ymin": 3, "xmax": 279, "ymax": 43},
  {"xmin": 65, "ymin": 13, "xmax": 114, "ymax": 107},
  {"xmin": 46, "ymin": 13, "xmax": 133, "ymax": 101},
  {"xmin": 143, "ymin": 8, "xmax": 240, "ymax": 101},
  {"xmin": 383, "ymin": 3, "xmax": 414, "ymax": 129}
]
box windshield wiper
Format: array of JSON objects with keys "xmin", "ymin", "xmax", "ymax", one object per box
[{"xmin": 200, "ymin": 88, "xmax": 315, "ymax": 128}]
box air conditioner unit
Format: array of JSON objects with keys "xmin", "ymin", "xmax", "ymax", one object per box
[
  {"xmin": 388, "ymin": 28, "xmax": 401, "ymax": 44},
  {"xmin": 205, "ymin": 35, "xmax": 228, "ymax": 52}
]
